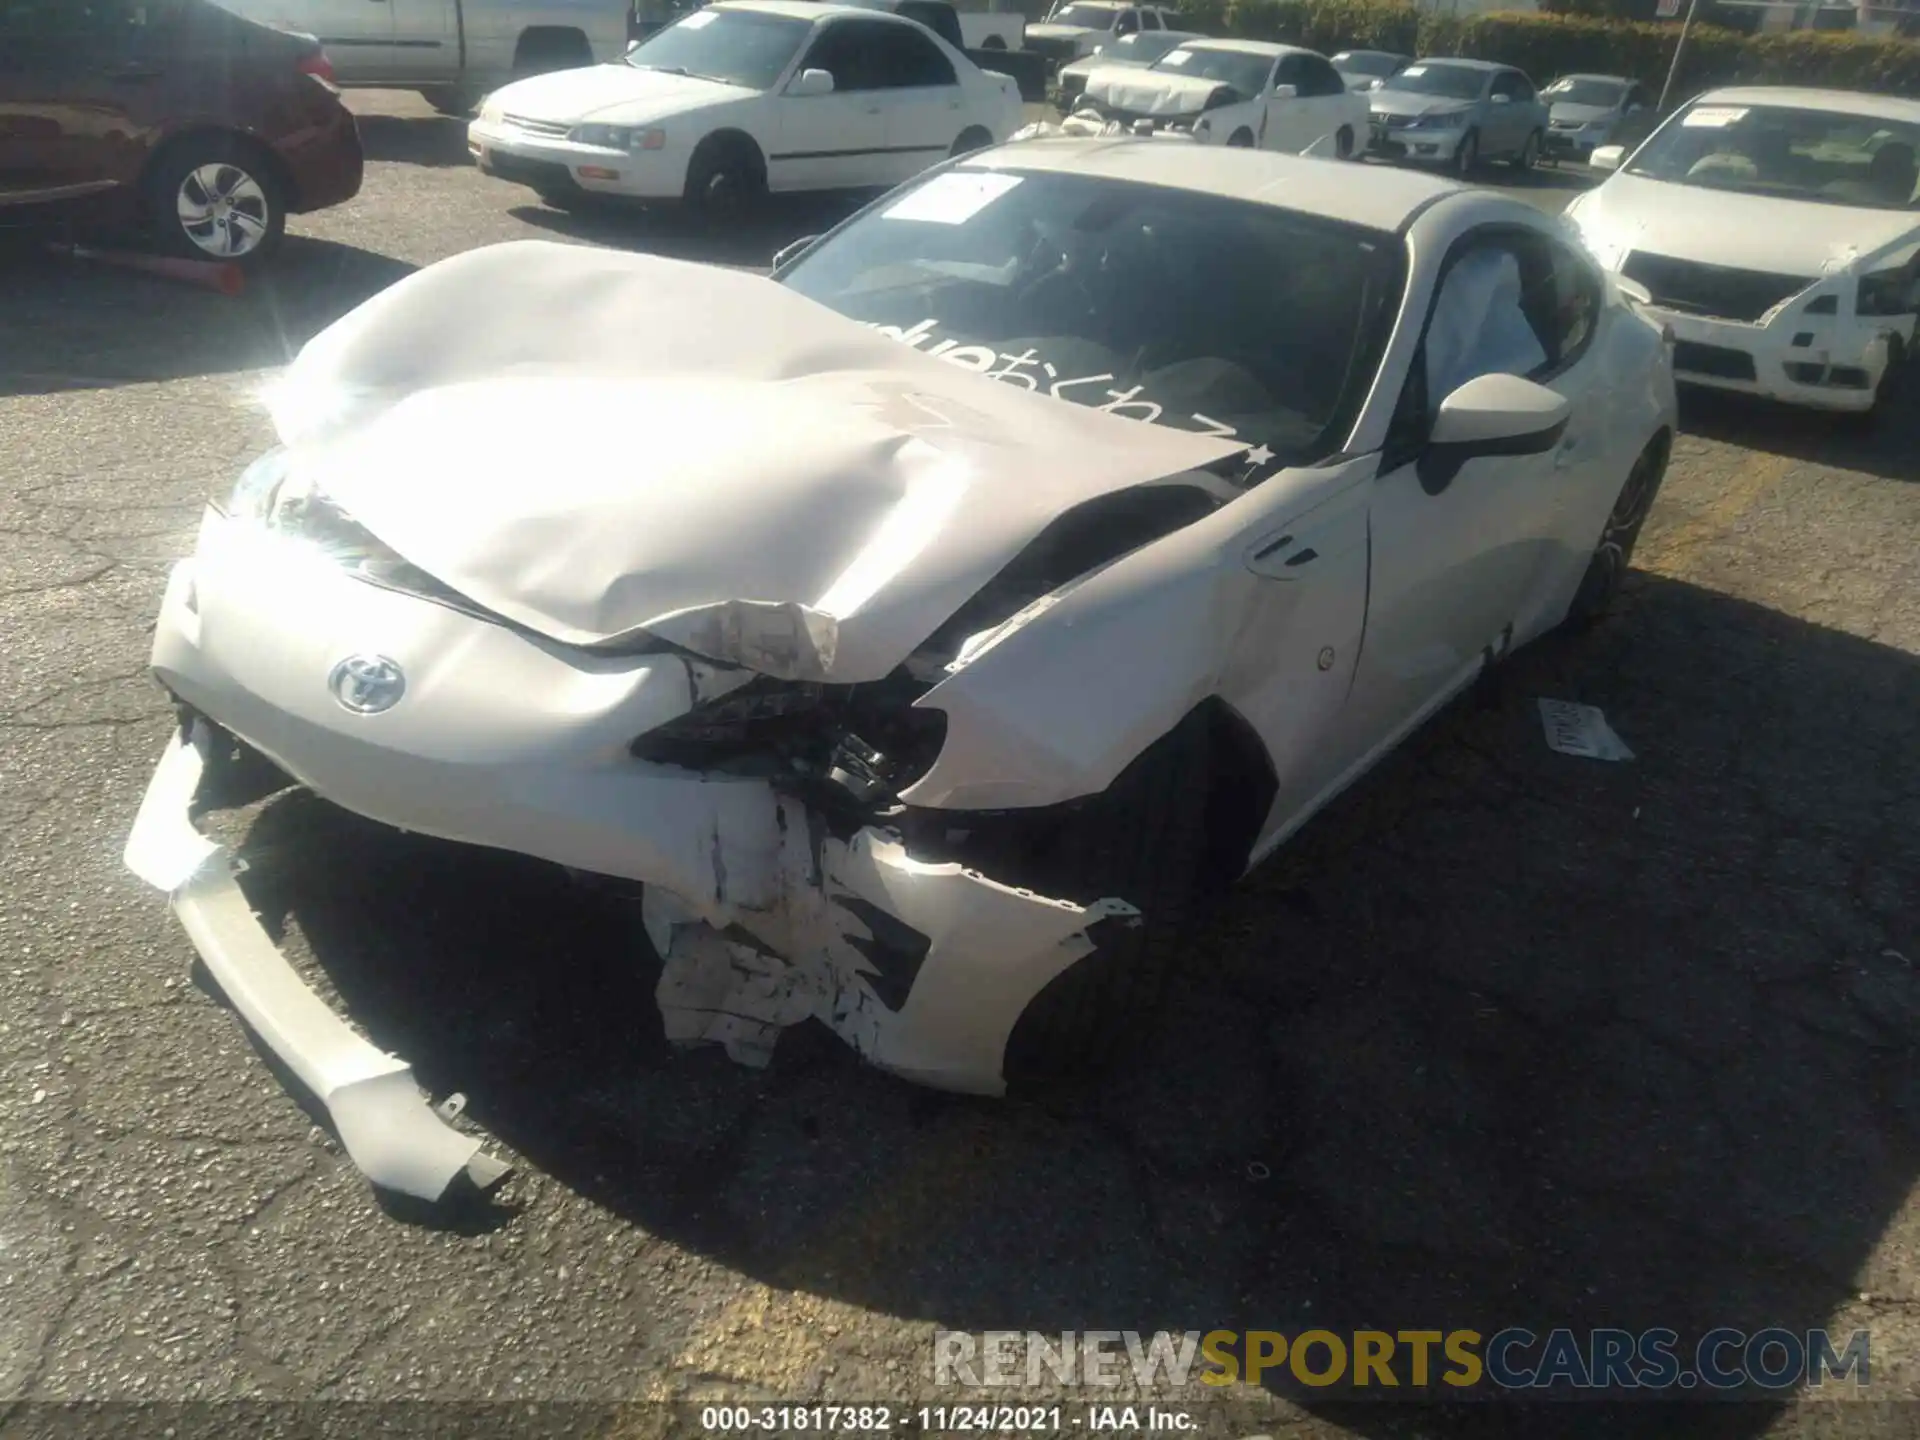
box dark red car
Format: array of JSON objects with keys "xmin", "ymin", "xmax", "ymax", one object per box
[{"xmin": 0, "ymin": 0, "xmax": 363, "ymax": 265}]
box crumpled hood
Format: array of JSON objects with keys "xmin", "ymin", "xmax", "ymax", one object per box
[
  {"xmin": 486, "ymin": 63, "xmax": 742, "ymax": 123},
  {"xmin": 1571, "ymin": 170, "xmax": 1920, "ymax": 279},
  {"xmin": 1082, "ymin": 69, "xmax": 1228, "ymax": 117},
  {"xmin": 266, "ymin": 242, "xmax": 1245, "ymax": 684},
  {"xmin": 1369, "ymin": 92, "xmax": 1472, "ymax": 121}
]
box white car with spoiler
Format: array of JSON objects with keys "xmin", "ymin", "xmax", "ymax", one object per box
[
  {"xmin": 1072, "ymin": 40, "xmax": 1369, "ymax": 156},
  {"xmin": 127, "ymin": 141, "xmax": 1674, "ymax": 1203},
  {"xmin": 1569, "ymin": 86, "xmax": 1919, "ymax": 416}
]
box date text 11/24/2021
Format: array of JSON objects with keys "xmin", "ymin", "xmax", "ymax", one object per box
[{"xmin": 699, "ymin": 1405, "xmax": 1199, "ymax": 1432}]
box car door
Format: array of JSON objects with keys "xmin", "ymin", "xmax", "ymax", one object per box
[
  {"xmin": 1485, "ymin": 69, "xmax": 1528, "ymax": 155},
  {"xmin": 1286, "ymin": 52, "xmax": 1353, "ymax": 153},
  {"xmin": 216, "ymin": 0, "xmax": 401, "ymax": 79},
  {"xmin": 773, "ymin": 18, "xmax": 895, "ymax": 191},
  {"xmin": 1342, "ymin": 230, "xmax": 1569, "ymax": 764},
  {"xmin": 860, "ymin": 18, "xmax": 965, "ymax": 179},
  {"xmin": 0, "ymin": 0, "xmax": 175, "ymax": 214}
]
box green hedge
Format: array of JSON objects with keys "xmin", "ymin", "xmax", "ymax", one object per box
[{"xmin": 1170, "ymin": 0, "xmax": 1920, "ymax": 103}]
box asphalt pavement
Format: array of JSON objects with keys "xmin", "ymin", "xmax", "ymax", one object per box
[{"xmin": 0, "ymin": 91, "xmax": 1916, "ymax": 1437}]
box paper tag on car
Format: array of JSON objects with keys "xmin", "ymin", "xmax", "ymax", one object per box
[
  {"xmin": 883, "ymin": 171, "xmax": 1023, "ymax": 225},
  {"xmin": 1398, "ymin": 63, "xmax": 1426, "ymax": 76},
  {"xmin": 1538, "ymin": 699, "xmax": 1635, "ymax": 762},
  {"xmin": 1683, "ymin": 105, "xmax": 1747, "ymax": 128},
  {"xmin": 1160, "ymin": 48, "xmax": 1191, "ymax": 64},
  {"xmin": 681, "ymin": 10, "xmax": 716, "ymax": 25}
]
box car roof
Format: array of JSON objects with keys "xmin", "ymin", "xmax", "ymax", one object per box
[
  {"xmin": 1182, "ymin": 38, "xmax": 1313, "ymax": 57},
  {"xmin": 1336, "ymin": 49, "xmax": 1406, "ymax": 59},
  {"xmin": 1411, "ymin": 56, "xmax": 1510, "ymax": 72},
  {"xmin": 1552, "ymin": 72, "xmax": 1633, "ymax": 83},
  {"xmin": 1692, "ymin": 85, "xmax": 1920, "ymax": 123},
  {"xmin": 716, "ymin": 0, "xmax": 870, "ymax": 18},
  {"xmin": 965, "ymin": 138, "xmax": 1463, "ymax": 230}
]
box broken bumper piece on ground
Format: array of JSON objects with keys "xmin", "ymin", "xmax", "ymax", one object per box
[{"xmin": 123, "ymin": 723, "xmax": 513, "ymax": 1203}]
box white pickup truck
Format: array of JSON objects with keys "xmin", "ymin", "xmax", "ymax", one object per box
[{"xmin": 210, "ymin": 0, "xmax": 630, "ymax": 112}]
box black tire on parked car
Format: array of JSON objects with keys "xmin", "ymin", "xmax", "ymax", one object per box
[
  {"xmin": 1864, "ymin": 333, "xmax": 1910, "ymax": 428},
  {"xmin": 1453, "ymin": 128, "xmax": 1479, "ymax": 175},
  {"xmin": 683, "ymin": 131, "xmax": 766, "ymax": 222},
  {"xmin": 143, "ymin": 133, "xmax": 287, "ymax": 266},
  {"xmin": 1564, "ymin": 433, "xmax": 1670, "ymax": 629},
  {"xmin": 1336, "ymin": 123, "xmax": 1354, "ymax": 158},
  {"xmin": 1000, "ymin": 706, "xmax": 1220, "ymax": 1090},
  {"xmin": 511, "ymin": 27, "xmax": 592, "ymax": 79},
  {"xmin": 1510, "ymin": 128, "xmax": 1541, "ymax": 171},
  {"xmin": 981, "ymin": 33, "xmax": 1008, "ymax": 48},
  {"xmin": 950, "ymin": 125, "xmax": 994, "ymax": 157},
  {"xmin": 1227, "ymin": 128, "xmax": 1255, "ymax": 147},
  {"xmin": 419, "ymin": 86, "xmax": 481, "ymax": 117}
]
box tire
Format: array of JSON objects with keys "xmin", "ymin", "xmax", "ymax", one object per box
[
  {"xmin": 419, "ymin": 86, "xmax": 480, "ymax": 117},
  {"xmin": 1565, "ymin": 434, "xmax": 1669, "ymax": 629},
  {"xmin": 1227, "ymin": 128, "xmax": 1255, "ymax": 148},
  {"xmin": 950, "ymin": 125, "xmax": 993, "ymax": 158},
  {"xmin": 1864, "ymin": 334, "xmax": 1910, "ymax": 427},
  {"xmin": 1453, "ymin": 128, "xmax": 1479, "ymax": 176},
  {"xmin": 535, "ymin": 186, "xmax": 595, "ymax": 213},
  {"xmin": 1509, "ymin": 128, "xmax": 1540, "ymax": 172},
  {"xmin": 1000, "ymin": 708, "xmax": 1217, "ymax": 1090},
  {"xmin": 144, "ymin": 135, "xmax": 285, "ymax": 266},
  {"xmin": 981, "ymin": 33, "xmax": 1007, "ymax": 48},
  {"xmin": 682, "ymin": 134, "xmax": 766, "ymax": 223},
  {"xmin": 1335, "ymin": 124, "xmax": 1354, "ymax": 159},
  {"xmin": 511, "ymin": 28, "xmax": 591, "ymax": 80}
]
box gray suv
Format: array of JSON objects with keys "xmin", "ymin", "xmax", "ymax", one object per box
[{"xmin": 1366, "ymin": 57, "xmax": 1550, "ymax": 174}]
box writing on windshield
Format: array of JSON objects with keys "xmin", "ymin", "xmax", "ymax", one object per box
[
  {"xmin": 1625, "ymin": 102, "xmax": 1920, "ymax": 211},
  {"xmin": 625, "ymin": 7, "xmax": 810, "ymax": 89},
  {"xmin": 1382, "ymin": 63, "xmax": 1486, "ymax": 100}
]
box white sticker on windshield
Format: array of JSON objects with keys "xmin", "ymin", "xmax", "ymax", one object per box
[
  {"xmin": 1160, "ymin": 47, "xmax": 1191, "ymax": 64},
  {"xmin": 882, "ymin": 171, "xmax": 1023, "ymax": 225},
  {"xmin": 680, "ymin": 10, "xmax": 717, "ymax": 26},
  {"xmin": 1398, "ymin": 63, "xmax": 1427, "ymax": 76},
  {"xmin": 1683, "ymin": 105, "xmax": 1748, "ymax": 128}
]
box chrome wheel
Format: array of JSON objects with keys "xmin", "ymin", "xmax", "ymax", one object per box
[{"xmin": 176, "ymin": 163, "xmax": 270, "ymax": 259}]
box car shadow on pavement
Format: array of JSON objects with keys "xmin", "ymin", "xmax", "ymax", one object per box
[
  {"xmin": 227, "ymin": 565, "xmax": 1917, "ymax": 1426},
  {"xmin": 506, "ymin": 192, "xmax": 872, "ymax": 270},
  {"xmin": 353, "ymin": 113, "xmax": 478, "ymax": 169},
  {"xmin": 1679, "ymin": 386, "xmax": 1918, "ymax": 486},
  {"xmin": 0, "ymin": 234, "xmax": 416, "ymax": 397}
]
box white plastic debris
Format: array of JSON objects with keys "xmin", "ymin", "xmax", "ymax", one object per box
[{"xmin": 1537, "ymin": 699, "xmax": 1635, "ymax": 762}]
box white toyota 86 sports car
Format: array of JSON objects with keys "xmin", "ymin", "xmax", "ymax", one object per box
[{"xmin": 126, "ymin": 141, "xmax": 1677, "ymax": 1202}]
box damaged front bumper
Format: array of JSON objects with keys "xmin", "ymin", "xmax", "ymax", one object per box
[
  {"xmin": 126, "ymin": 518, "xmax": 1139, "ymax": 1197},
  {"xmin": 124, "ymin": 723, "xmax": 512, "ymax": 1202}
]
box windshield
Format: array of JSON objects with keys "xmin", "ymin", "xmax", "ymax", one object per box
[
  {"xmin": 624, "ymin": 7, "xmax": 810, "ymax": 89},
  {"xmin": 778, "ymin": 168, "xmax": 1404, "ymax": 465},
  {"xmin": 1107, "ymin": 30, "xmax": 1185, "ymax": 60},
  {"xmin": 1048, "ymin": 4, "xmax": 1116, "ymax": 26},
  {"xmin": 1625, "ymin": 102, "xmax": 1920, "ymax": 210},
  {"xmin": 1381, "ymin": 62, "xmax": 1486, "ymax": 101},
  {"xmin": 1545, "ymin": 77, "xmax": 1626, "ymax": 107},
  {"xmin": 1149, "ymin": 46, "xmax": 1271, "ymax": 96},
  {"xmin": 1334, "ymin": 51, "xmax": 1400, "ymax": 78}
]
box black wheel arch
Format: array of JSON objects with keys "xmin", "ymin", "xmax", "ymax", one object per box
[{"xmin": 689, "ymin": 127, "xmax": 767, "ymax": 177}]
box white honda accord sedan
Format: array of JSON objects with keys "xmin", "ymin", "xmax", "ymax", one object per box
[
  {"xmin": 1568, "ymin": 86, "xmax": 1920, "ymax": 416},
  {"xmin": 127, "ymin": 142, "xmax": 1675, "ymax": 1201},
  {"xmin": 467, "ymin": 0, "xmax": 1024, "ymax": 216}
]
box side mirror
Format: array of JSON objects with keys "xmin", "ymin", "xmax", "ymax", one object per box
[
  {"xmin": 1270, "ymin": 82, "xmax": 1297, "ymax": 98},
  {"xmin": 1589, "ymin": 143, "xmax": 1625, "ymax": 172},
  {"xmin": 789, "ymin": 67, "xmax": 835, "ymax": 97},
  {"xmin": 772, "ymin": 234, "xmax": 819, "ymax": 270},
  {"xmin": 1420, "ymin": 373, "xmax": 1570, "ymax": 493},
  {"xmin": 1489, "ymin": 92, "xmax": 1510, "ymax": 104}
]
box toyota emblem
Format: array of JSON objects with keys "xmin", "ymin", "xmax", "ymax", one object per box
[{"xmin": 328, "ymin": 654, "xmax": 406, "ymax": 715}]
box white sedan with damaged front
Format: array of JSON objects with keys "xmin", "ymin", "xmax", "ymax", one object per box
[
  {"xmin": 126, "ymin": 140, "xmax": 1675, "ymax": 1202},
  {"xmin": 468, "ymin": 0, "xmax": 1023, "ymax": 215},
  {"xmin": 1569, "ymin": 86, "xmax": 1920, "ymax": 415}
]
